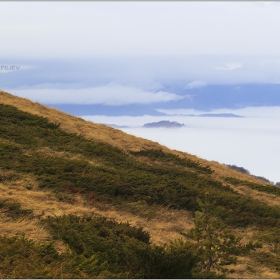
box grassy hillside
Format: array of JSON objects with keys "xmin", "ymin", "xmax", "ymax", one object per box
[{"xmin": 1, "ymin": 90, "xmax": 280, "ymax": 278}]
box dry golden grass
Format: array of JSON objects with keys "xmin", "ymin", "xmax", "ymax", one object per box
[
  {"xmin": 233, "ymin": 184, "xmax": 280, "ymax": 206},
  {"xmin": 228, "ymin": 255, "xmax": 280, "ymax": 279},
  {"xmin": 0, "ymin": 211, "xmax": 50, "ymax": 241},
  {"xmin": 159, "ymin": 148, "xmax": 271, "ymax": 187},
  {"xmin": 227, "ymin": 226, "xmax": 280, "ymax": 278},
  {"xmin": 1, "ymin": 177, "xmax": 279, "ymax": 278},
  {"xmin": 0, "ymin": 177, "xmax": 193, "ymax": 246},
  {"xmin": 36, "ymin": 146, "xmax": 103, "ymax": 168}
]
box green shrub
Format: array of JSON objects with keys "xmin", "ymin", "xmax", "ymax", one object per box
[
  {"xmin": 0, "ymin": 235, "xmax": 88, "ymax": 278},
  {"xmin": 130, "ymin": 149, "xmax": 213, "ymax": 174},
  {"xmin": 0, "ymin": 200, "xmax": 33, "ymax": 219},
  {"xmin": 251, "ymin": 251, "xmax": 280, "ymax": 271},
  {"xmin": 225, "ymin": 177, "xmax": 280, "ymax": 196},
  {"xmin": 43, "ymin": 215, "xmax": 198, "ymax": 278}
]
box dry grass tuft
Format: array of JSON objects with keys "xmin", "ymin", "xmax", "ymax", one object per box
[
  {"xmin": 233, "ymin": 184, "xmax": 280, "ymax": 206},
  {"xmin": 228, "ymin": 255, "xmax": 280, "ymax": 279},
  {"xmin": 0, "ymin": 212, "xmax": 50, "ymax": 242},
  {"xmin": 0, "ymin": 177, "xmax": 193, "ymax": 246},
  {"xmin": 36, "ymin": 146, "xmax": 103, "ymax": 168}
]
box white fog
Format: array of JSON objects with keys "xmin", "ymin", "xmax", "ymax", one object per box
[{"xmin": 82, "ymin": 106, "xmax": 280, "ymax": 184}]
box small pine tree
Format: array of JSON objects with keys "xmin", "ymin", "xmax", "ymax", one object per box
[{"xmin": 186, "ymin": 193, "xmax": 260, "ymax": 274}]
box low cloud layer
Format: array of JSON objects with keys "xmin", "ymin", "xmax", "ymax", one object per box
[
  {"xmin": 84, "ymin": 106, "xmax": 280, "ymax": 183},
  {"xmin": 13, "ymin": 83, "xmax": 184, "ymax": 105}
]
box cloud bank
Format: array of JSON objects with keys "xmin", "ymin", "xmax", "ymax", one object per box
[{"xmin": 13, "ymin": 84, "xmax": 184, "ymax": 105}]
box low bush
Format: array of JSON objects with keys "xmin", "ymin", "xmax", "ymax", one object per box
[
  {"xmin": 0, "ymin": 200, "xmax": 33, "ymax": 219},
  {"xmin": 0, "ymin": 235, "xmax": 91, "ymax": 278},
  {"xmin": 130, "ymin": 149, "xmax": 213, "ymax": 174},
  {"xmin": 43, "ymin": 215, "xmax": 199, "ymax": 278},
  {"xmin": 225, "ymin": 177, "xmax": 280, "ymax": 196}
]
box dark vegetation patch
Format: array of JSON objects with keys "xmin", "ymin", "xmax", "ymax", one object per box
[
  {"xmin": 225, "ymin": 177, "xmax": 280, "ymax": 196},
  {"xmin": 0, "ymin": 200, "xmax": 33, "ymax": 219},
  {"xmin": 42, "ymin": 215, "xmax": 199, "ymax": 278},
  {"xmin": 0, "ymin": 169, "xmax": 20, "ymax": 183},
  {"xmin": 251, "ymin": 251, "xmax": 280, "ymax": 272},
  {"xmin": 130, "ymin": 149, "xmax": 213, "ymax": 174},
  {"xmin": 0, "ymin": 234, "xmax": 101, "ymax": 278},
  {"xmin": 0, "ymin": 215, "xmax": 206, "ymax": 279},
  {"xmin": 226, "ymin": 164, "xmax": 250, "ymax": 174}
]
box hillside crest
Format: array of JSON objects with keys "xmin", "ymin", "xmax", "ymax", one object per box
[
  {"xmin": 1, "ymin": 89, "xmax": 280, "ymax": 278},
  {"xmin": 0, "ymin": 90, "xmax": 267, "ymax": 185}
]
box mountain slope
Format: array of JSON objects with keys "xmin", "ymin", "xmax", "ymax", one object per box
[
  {"xmin": 0, "ymin": 90, "xmax": 267, "ymax": 185},
  {"xmin": 1, "ymin": 90, "xmax": 280, "ymax": 278}
]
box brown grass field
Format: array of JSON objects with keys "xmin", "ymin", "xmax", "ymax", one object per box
[
  {"xmin": 1, "ymin": 89, "xmax": 280, "ymax": 278},
  {"xmin": 1, "ymin": 175, "xmax": 279, "ymax": 278}
]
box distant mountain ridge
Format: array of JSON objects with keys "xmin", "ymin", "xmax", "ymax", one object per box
[
  {"xmin": 143, "ymin": 120, "xmax": 185, "ymax": 128},
  {"xmin": 198, "ymin": 113, "xmax": 243, "ymax": 118}
]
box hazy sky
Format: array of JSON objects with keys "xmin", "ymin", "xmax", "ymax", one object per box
[
  {"xmin": 1, "ymin": 1, "xmax": 280, "ymax": 58},
  {"xmin": 1, "ymin": 2, "xmax": 279, "ymax": 182},
  {"xmin": 1, "ymin": 1, "xmax": 280, "ymax": 105}
]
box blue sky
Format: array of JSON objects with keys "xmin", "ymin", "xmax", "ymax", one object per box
[{"xmin": 1, "ymin": 1, "xmax": 280, "ymax": 106}]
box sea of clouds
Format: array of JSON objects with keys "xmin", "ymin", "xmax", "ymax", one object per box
[{"xmin": 82, "ymin": 106, "xmax": 280, "ymax": 184}]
